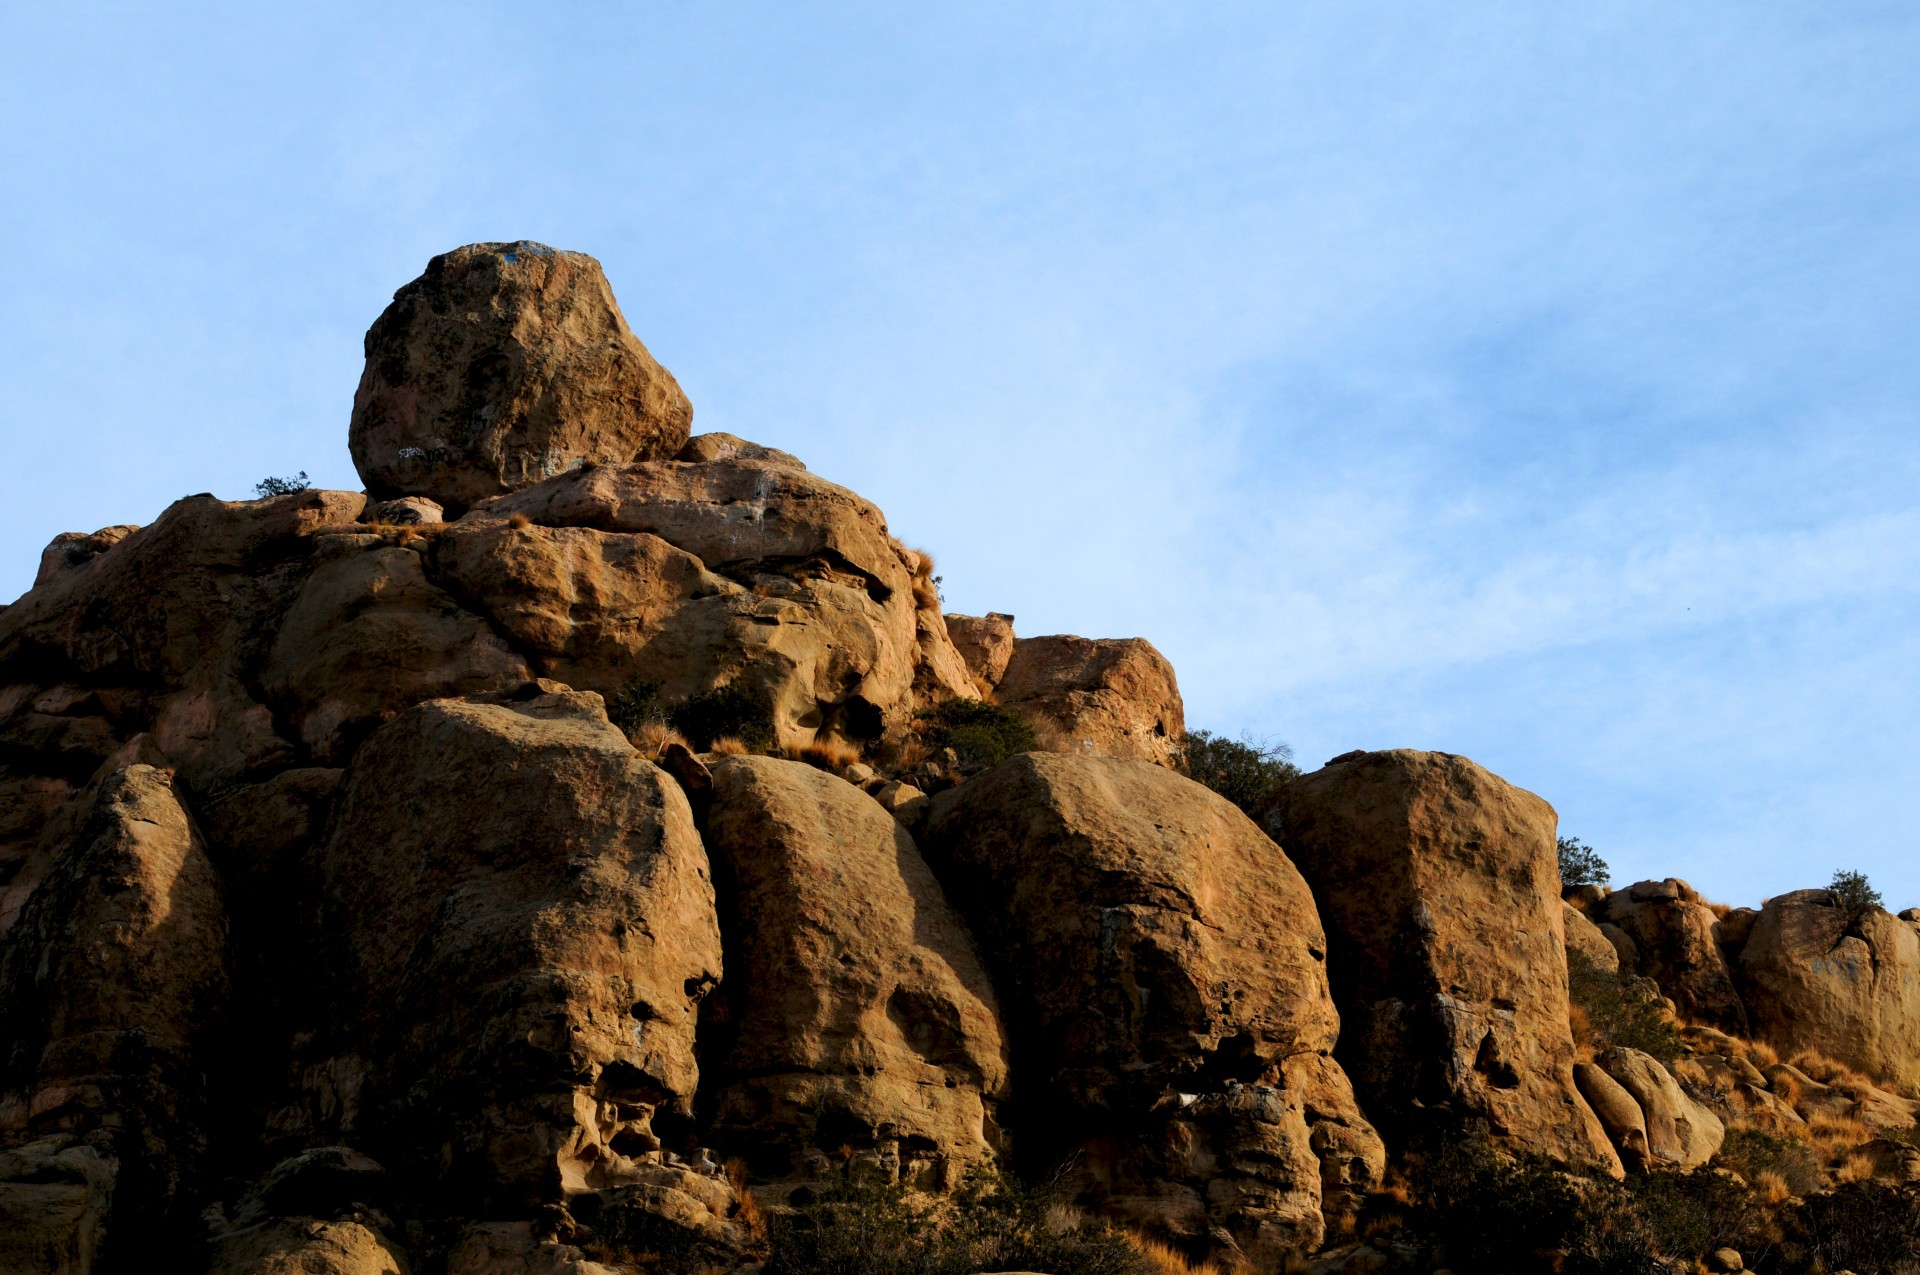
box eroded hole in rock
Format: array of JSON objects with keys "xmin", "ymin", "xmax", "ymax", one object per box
[{"xmin": 1473, "ymin": 1031, "xmax": 1521, "ymax": 1089}]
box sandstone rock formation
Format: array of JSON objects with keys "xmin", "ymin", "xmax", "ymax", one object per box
[
  {"xmin": 1563, "ymin": 900, "xmax": 1621, "ymax": 974},
  {"xmin": 923, "ymin": 753, "xmax": 1385, "ymax": 1262},
  {"xmin": 943, "ymin": 612, "xmax": 1016, "ymax": 695},
  {"xmin": 350, "ymin": 242, "xmax": 692, "ymax": 510},
  {"xmin": 305, "ymin": 692, "xmax": 723, "ymax": 1211},
  {"xmin": 1591, "ymin": 1048, "xmax": 1724, "ymax": 1170},
  {"xmin": 994, "ymin": 635, "xmax": 1185, "ymax": 766},
  {"xmin": 700, "ymin": 756, "xmax": 1008, "ymax": 1187},
  {"xmin": 1602, "ymin": 879, "xmax": 1748, "ymax": 1034},
  {"xmin": 1278, "ymin": 750, "xmax": 1620, "ymax": 1175},
  {"xmin": 1737, "ymin": 888, "xmax": 1920, "ymax": 1092}
]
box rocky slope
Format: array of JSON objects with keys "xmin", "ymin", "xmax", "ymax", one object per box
[{"xmin": 2, "ymin": 242, "xmax": 1916, "ymax": 1275}]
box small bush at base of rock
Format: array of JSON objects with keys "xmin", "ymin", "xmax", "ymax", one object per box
[
  {"xmin": 1714, "ymin": 1128, "xmax": 1824, "ymax": 1198},
  {"xmin": 915, "ymin": 699, "xmax": 1038, "ymax": 769},
  {"xmin": 607, "ymin": 678, "xmax": 667, "ymax": 738},
  {"xmin": 671, "ymin": 686, "xmax": 776, "ymax": 752},
  {"xmin": 1173, "ymin": 730, "xmax": 1299, "ymax": 817},
  {"xmin": 763, "ymin": 1166, "xmax": 1149, "ymax": 1275},
  {"xmin": 1567, "ymin": 950, "xmax": 1684, "ymax": 1065}
]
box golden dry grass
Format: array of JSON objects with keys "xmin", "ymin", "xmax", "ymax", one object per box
[
  {"xmin": 1568, "ymin": 1004, "xmax": 1597, "ymax": 1063},
  {"xmin": 1836, "ymin": 1150, "xmax": 1879, "ymax": 1184},
  {"xmin": 786, "ymin": 738, "xmax": 863, "ymax": 772},
  {"xmin": 508, "ymin": 512, "xmax": 532, "ymax": 530},
  {"xmin": 708, "ymin": 736, "xmax": 750, "ymax": 756},
  {"xmin": 724, "ymin": 1159, "xmax": 766, "ymax": 1246},
  {"xmin": 629, "ymin": 721, "xmax": 692, "ymax": 758},
  {"xmin": 1124, "ymin": 1232, "xmax": 1233, "ymax": 1275},
  {"xmin": 1755, "ymin": 1169, "xmax": 1793, "ymax": 1205}
]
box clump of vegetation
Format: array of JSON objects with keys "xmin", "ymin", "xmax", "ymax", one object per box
[
  {"xmin": 1828, "ymin": 868, "xmax": 1883, "ymax": 929},
  {"xmin": 915, "ymin": 699, "xmax": 1037, "ymax": 768},
  {"xmin": 1566, "ymin": 950, "xmax": 1683, "ymax": 1065},
  {"xmin": 670, "ymin": 685, "xmax": 775, "ymax": 752},
  {"xmin": 1556, "ymin": 836, "xmax": 1610, "ymax": 888},
  {"xmin": 1794, "ymin": 1181, "xmax": 1920, "ymax": 1274},
  {"xmin": 254, "ymin": 471, "xmax": 311, "ymax": 497},
  {"xmin": 764, "ymin": 1165, "xmax": 1151, "ymax": 1275},
  {"xmin": 1714, "ymin": 1127, "xmax": 1824, "ymax": 1198},
  {"xmin": 605, "ymin": 679, "xmax": 775, "ymax": 752},
  {"xmin": 1174, "ymin": 731, "xmax": 1299, "ymax": 816}
]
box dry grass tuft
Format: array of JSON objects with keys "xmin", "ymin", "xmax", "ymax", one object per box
[
  {"xmin": 1742, "ymin": 1038, "xmax": 1781, "ymax": 1068},
  {"xmin": 629, "ymin": 720, "xmax": 692, "ymax": 758},
  {"xmin": 1755, "ymin": 1169, "xmax": 1793, "ymax": 1205},
  {"xmin": 1807, "ymin": 1110, "xmax": 1872, "ymax": 1159},
  {"xmin": 707, "ymin": 736, "xmax": 750, "ymax": 756},
  {"xmin": 1125, "ymin": 1231, "xmax": 1231, "ymax": 1275},
  {"xmin": 1568, "ymin": 1004, "xmax": 1597, "ymax": 1063},
  {"xmin": 725, "ymin": 1158, "xmax": 767, "ymax": 1246},
  {"xmin": 1835, "ymin": 1150, "xmax": 1879, "ymax": 1184},
  {"xmin": 785, "ymin": 738, "xmax": 863, "ymax": 773},
  {"xmin": 508, "ymin": 512, "xmax": 532, "ymax": 530}
]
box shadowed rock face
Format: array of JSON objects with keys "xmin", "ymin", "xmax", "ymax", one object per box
[
  {"xmin": 923, "ymin": 752, "xmax": 1383, "ymax": 1263},
  {"xmin": 1279, "ymin": 749, "xmax": 1621, "ymax": 1176},
  {"xmin": 1602, "ymin": 879, "xmax": 1748, "ymax": 1034},
  {"xmin": 699, "ymin": 756, "xmax": 1009, "ymax": 1186},
  {"xmin": 350, "ymin": 242, "xmax": 693, "ymax": 510}
]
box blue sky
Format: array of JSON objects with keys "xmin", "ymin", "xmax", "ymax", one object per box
[{"xmin": 4, "ymin": 3, "xmax": 1917, "ymax": 906}]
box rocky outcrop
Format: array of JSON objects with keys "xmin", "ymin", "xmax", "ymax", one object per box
[
  {"xmin": 1738, "ymin": 889, "xmax": 1920, "ymax": 1092},
  {"xmin": 1563, "ymin": 901, "xmax": 1620, "ymax": 974},
  {"xmin": 1279, "ymin": 750, "xmax": 1620, "ymax": 1175},
  {"xmin": 1590, "ymin": 1049, "xmax": 1724, "ymax": 1170},
  {"xmin": 944, "ymin": 613, "xmax": 1016, "ymax": 695},
  {"xmin": 350, "ymin": 243, "xmax": 692, "ymax": 510},
  {"xmin": 305, "ymin": 692, "xmax": 725, "ymax": 1220},
  {"xmin": 0, "ymin": 763, "xmax": 229, "ymax": 1256},
  {"xmin": 446, "ymin": 454, "xmax": 977, "ymax": 745},
  {"xmin": 923, "ymin": 753, "xmax": 1384, "ymax": 1263},
  {"xmin": 990, "ymin": 635, "xmax": 1185, "ymax": 767},
  {"xmin": 0, "ymin": 1135, "xmax": 117, "ymax": 1275},
  {"xmin": 700, "ymin": 756, "xmax": 1008, "ymax": 1186},
  {"xmin": 1601, "ymin": 879, "xmax": 1747, "ymax": 1034}
]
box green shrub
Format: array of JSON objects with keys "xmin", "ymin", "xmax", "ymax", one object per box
[
  {"xmin": 915, "ymin": 699, "xmax": 1037, "ymax": 768},
  {"xmin": 670, "ymin": 686, "xmax": 775, "ymax": 751},
  {"xmin": 1829, "ymin": 868, "xmax": 1883, "ymax": 929},
  {"xmin": 1174, "ymin": 730, "xmax": 1298, "ymax": 816},
  {"xmin": 254, "ymin": 471, "xmax": 311, "ymax": 497},
  {"xmin": 1567, "ymin": 950, "xmax": 1683, "ymax": 1065},
  {"xmin": 764, "ymin": 1165, "xmax": 1146, "ymax": 1275},
  {"xmin": 605, "ymin": 678, "xmax": 666, "ymax": 737},
  {"xmin": 1714, "ymin": 1127, "xmax": 1824, "ymax": 1197},
  {"xmin": 1557, "ymin": 836, "xmax": 1611, "ymax": 888}
]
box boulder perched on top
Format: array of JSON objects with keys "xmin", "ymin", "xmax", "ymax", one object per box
[
  {"xmin": 1602, "ymin": 879, "xmax": 1748, "ymax": 1034},
  {"xmin": 923, "ymin": 753, "xmax": 1384, "ymax": 1262},
  {"xmin": 991, "ymin": 634, "xmax": 1186, "ymax": 767},
  {"xmin": 350, "ymin": 242, "xmax": 692, "ymax": 510},
  {"xmin": 1279, "ymin": 750, "xmax": 1620, "ymax": 1175},
  {"xmin": 1738, "ymin": 889, "xmax": 1920, "ymax": 1092}
]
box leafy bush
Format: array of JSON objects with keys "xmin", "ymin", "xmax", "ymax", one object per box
[
  {"xmin": 606, "ymin": 678, "xmax": 666, "ymax": 737},
  {"xmin": 254, "ymin": 471, "xmax": 311, "ymax": 497},
  {"xmin": 1792, "ymin": 1181, "xmax": 1920, "ymax": 1274},
  {"xmin": 1174, "ymin": 730, "xmax": 1298, "ymax": 816},
  {"xmin": 1714, "ymin": 1127, "xmax": 1824, "ymax": 1198},
  {"xmin": 764, "ymin": 1165, "xmax": 1147, "ymax": 1275},
  {"xmin": 1412, "ymin": 1132, "xmax": 1594, "ymax": 1274},
  {"xmin": 915, "ymin": 699, "xmax": 1037, "ymax": 768},
  {"xmin": 1557, "ymin": 836, "xmax": 1610, "ymax": 888},
  {"xmin": 1567, "ymin": 951, "xmax": 1683, "ymax": 1065},
  {"xmin": 1829, "ymin": 869, "xmax": 1883, "ymax": 929},
  {"xmin": 670, "ymin": 686, "xmax": 775, "ymax": 751}
]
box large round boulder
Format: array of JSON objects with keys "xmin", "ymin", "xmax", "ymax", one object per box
[
  {"xmin": 350, "ymin": 242, "xmax": 692, "ymax": 510},
  {"xmin": 922, "ymin": 753, "xmax": 1384, "ymax": 1262}
]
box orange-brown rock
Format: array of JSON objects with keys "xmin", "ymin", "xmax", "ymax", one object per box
[
  {"xmin": 1601, "ymin": 879, "xmax": 1747, "ymax": 1034},
  {"xmin": 944, "ymin": 612, "xmax": 1016, "ymax": 695},
  {"xmin": 700, "ymin": 756, "xmax": 1009, "ymax": 1185},
  {"xmin": 445, "ymin": 458, "xmax": 975, "ymax": 743},
  {"xmin": 1592, "ymin": 1048, "xmax": 1724, "ymax": 1169},
  {"xmin": 1279, "ymin": 750, "xmax": 1621, "ymax": 1175},
  {"xmin": 1738, "ymin": 889, "xmax": 1920, "ymax": 1092},
  {"xmin": 350, "ymin": 243, "xmax": 692, "ymax": 510},
  {"xmin": 923, "ymin": 753, "xmax": 1384, "ymax": 1261},
  {"xmin": 992, "ymin": 634, "xmax": 1185, "ymax": 766},
  {"xmin": 0, "ymin": 763, "xmax": 229, "ymax": 1255},
  {"xmin": 305, "ymin": 693, "xmax": 724, "ymax": 1216},
  {"xmin": 1563, "ymin": 901, "xmax": 1620, "ymax": 974}
]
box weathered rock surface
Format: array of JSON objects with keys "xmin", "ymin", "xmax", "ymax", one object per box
[
  {"xmin": 350, "ymin": 243, "xmax": 692, "ymax": 510},
  {"xmin": 0, "ymin": 1134, "xmax": 117, "ymax": 1275},
  {"xmin": 1593, "ymin": 1048, "xmax": 1724, "ymax": 1169},
  {"xmin": 0, "ymin": 763, "xmax": 229, "ymax": 1256},
  {"xmin": 444, "ymin": 456, "xmax": 977, "ymax": 745},
  {"xmin": 944, "ymin": 612, "xmax": 1016, "ymax": 695},
  {"xmin": 924, "ymin": 753, "xmax": 1384, "ymax": 1261},
  {"xmin": 700, "ymin": 756, "xmax": 1008, "ymax": 1185},
  {"xmin": 1573, "ymin": 1062, "xmax": 1651, "ymax": 1170},
  {"xmin": 1738, "ymin": 889, "xmax": 1920, "ymax": 1092},
  {"xmin": 991, "ymin": 634, "xmax": 1185, "ymax": 767},
  {"xmin": 1563, "ymin": 900, "xmax": 1620, "ymax": 974},
  {"xmin": 305, "ymin": 693, "xmax": 723, "ymax": 1215},
  {"xmin": 1602, "ymin": 879, "xmax": 1748, "ymax": 1034},
  {"xmin": 1279, "ymin": 750, "xmax": 1620, "ymax": 1175}
]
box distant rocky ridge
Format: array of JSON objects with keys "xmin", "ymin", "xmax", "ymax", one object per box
[{"xmin": 1, "ymin": 243, "xmax": 1915, "ymax": 1275}]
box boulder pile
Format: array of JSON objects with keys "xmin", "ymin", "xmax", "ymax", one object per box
[{"xmin": 2, "ymin": 243, "xmax": 1916, "ymax": 1275}]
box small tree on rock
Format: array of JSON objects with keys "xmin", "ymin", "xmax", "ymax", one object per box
[
  {"xmin": 1556, "ymin": 836, "xmax": 1610, "ymax": 889},
  {"xmin": 254, "ymin": 471, "xmax": 311, "ymax": 497},
  {"xmin": 1829, "ymin": 869, "xmax": 1882, "ymax": 929}
]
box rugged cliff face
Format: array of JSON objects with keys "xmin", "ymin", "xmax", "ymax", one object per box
[{"xmin": 2, "ymin": 243, "xmax": 1916, "ymax": 1275}]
